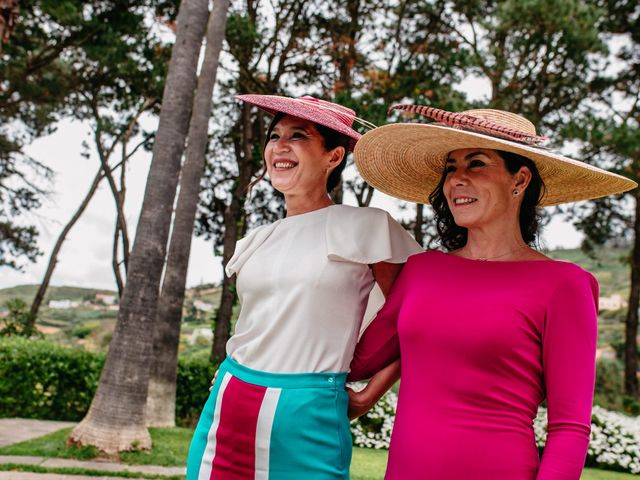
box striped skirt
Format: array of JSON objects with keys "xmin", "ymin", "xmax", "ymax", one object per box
[{"xmin": 186, "ymin": 356, "xmax": 352, "ymax": 480}]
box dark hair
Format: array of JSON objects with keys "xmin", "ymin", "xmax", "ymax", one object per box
[
  {"xmin": 428, "ymin": 149, "xmax": 546, "ymax": 250},
  {"xmin": 249, "ymin": 112, "xmax": 350, "ymax": 193}
]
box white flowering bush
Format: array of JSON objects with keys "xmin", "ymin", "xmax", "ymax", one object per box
[
  {"xmin": 350, "ymin": 385, "xmax": 397, "ymax": 449},
  {"xmin": 536, "ymin": 405, "xmax": 640, "ymax": 474},
  {"xmin": 352, "ymin": 390, "xmax": 640, "ymax": 475}
]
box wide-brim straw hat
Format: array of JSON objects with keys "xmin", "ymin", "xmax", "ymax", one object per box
[
  {"xmin": 236, "ymin": 94, "xmax": 363, "ymax": 151},
  {"xmin": 354, "ymin": 105, "xmax": 637, "ymax": 206}
]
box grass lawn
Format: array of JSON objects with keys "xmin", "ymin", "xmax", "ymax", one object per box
[{"xmin": 0, "ymin": 427, "xmax": 635, "ymax": 479}]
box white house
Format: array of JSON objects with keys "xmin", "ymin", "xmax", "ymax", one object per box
[
  {"xmin": 193, "ymin": 300, "xmax": 214, "ymax": 312},
  {"xmin": 95, "ymin": 293, "xmax": 117, "ymax": 305},
  {"xmin": 48, "ymin": 299, "xmax": 76, "ymax": 309}
]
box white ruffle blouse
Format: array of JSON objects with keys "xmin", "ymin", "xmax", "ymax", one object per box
[{"xmin": 224, "ymin": 204, "xmax": 423, "ymax": 373}]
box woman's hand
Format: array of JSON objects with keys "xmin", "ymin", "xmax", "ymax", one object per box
[
  {"xmin": 347, "ymin": 359, "xmax": 401, "ymax": 420},
  {"xmin": 347, "ymin": 384, "xmax": 375, "ymax": 420},
  {"xmin": 209, "ymin": 370, "xmax": 218, "ymax": 391}
]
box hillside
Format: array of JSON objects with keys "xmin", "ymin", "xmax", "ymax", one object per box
[
  {"xmin": 0, "ymin": 284, "xmax": 222, "ymax": 308},
  {"xmin": 547, "ymin": 247, "xmax": 630, "ymax": 297},
  {"xmin": 0, "ymin": 285, "xmax": 117, "ymax": 306}
]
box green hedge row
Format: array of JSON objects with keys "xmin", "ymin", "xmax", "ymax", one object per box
[{"xmin": 0, "ymin": 337, "xmax": 217, "ymax": 426}]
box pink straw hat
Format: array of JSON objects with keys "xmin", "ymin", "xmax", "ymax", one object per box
[{"xmin": 236, "ymin": 94, "xmax": 363, "ymax": 151}]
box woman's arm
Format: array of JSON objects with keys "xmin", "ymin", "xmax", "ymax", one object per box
[
  {"xmin": 348, "ymin": 359, "xmax": 401, "ymax": 419},
  {"xmin": 537, "ymin": 271, "xmax": 599, "ymax": 480},
  {"xmin": 348, "ymin": 258, "xmax": 413, "ymax": 382},
  {"xmin": 371, "ymin": 261, "xmax": 403, "ymax": 297}
]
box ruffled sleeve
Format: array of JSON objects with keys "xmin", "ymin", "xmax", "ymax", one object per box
[
  {"xmin": 326, "ymin": 205, "xmax": 422, "ymax": 265},
  {"xmin": 224, "ymin": 221, "xmax": 281, "ymax": 277}
]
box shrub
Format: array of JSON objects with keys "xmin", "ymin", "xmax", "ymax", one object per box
[
  {"xmin": 0, "ymin": 298, "xmax": 38, "ymax": 337},
  {"xmin": 175, "ymin": 355, "xmax": 218, "ymax": 428},
  {"xmin": 70, "ymin": 324, "xmax": 94, "ymax": 339},
  {"xmin": 349, "ymin": 384, "xmax": 397, "ymax": 449},
  {"xmin": 535, "ymin": 406, "xmax": 640, "ymax": 474},
  {"xmin": 594, "ymin": 359, "xmax": 625, "ymax": 411},
  {"xmin": 0, "ymin": 337, "xmax": 217, "ymax": 425},
  {"xmin": 0, "ymin": 337, "xmax": 103, "ymax": 420}
]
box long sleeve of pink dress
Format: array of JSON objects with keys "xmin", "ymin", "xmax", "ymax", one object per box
[{"xmin": 349, "ymin": 250, "xmax": 599, "ymax": 480}]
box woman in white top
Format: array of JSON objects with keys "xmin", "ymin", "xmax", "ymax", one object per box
[{"xmin": 186, "ymin": 94, "xmax": 421, "ymax": 480}]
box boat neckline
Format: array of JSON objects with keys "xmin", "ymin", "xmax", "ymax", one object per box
[{"xmin": 431, "ymin": 249, "xmax": 560, "ymax": 264}]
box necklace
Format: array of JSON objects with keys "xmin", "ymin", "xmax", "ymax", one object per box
[{"xmin": 465, "ymin": 244, "xmax": 529, "ymax": 261}]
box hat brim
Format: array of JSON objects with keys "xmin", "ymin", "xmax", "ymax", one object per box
[
  {"xmin": 236, "ymin": 94, "xmax": 361, "ymax": 151},
  {"xmin": 354, "ymin": 123, "xmax": 637, "ymax": 206}
]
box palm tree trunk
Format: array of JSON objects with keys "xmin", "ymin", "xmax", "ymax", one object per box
[
  {"xmin": 68, "ymin": 0, "xmax": 210, "ymax": 454},
  {"xmin": 147, "ymin": 0, "xmax": 230, "ymax": 428},
  {"xmin": 624, "ymin": 192, "xmax": 640, "ymax": 398}
]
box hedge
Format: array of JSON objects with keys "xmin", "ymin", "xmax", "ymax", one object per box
[{"xmin": 0, "ymin": 337, "xmax": 217, "ymax": 426}]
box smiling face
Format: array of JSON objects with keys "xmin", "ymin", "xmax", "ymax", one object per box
[
  {"xmin": 264, "ymin": 115, "xmax": 343, "ymax": 197},
  {"xmin": 443, "ymin": 148, "xmax": 530, "ymax": 231}
]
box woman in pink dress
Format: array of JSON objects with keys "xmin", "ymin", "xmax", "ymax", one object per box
[{"xmin": 347, "ymin": 106, "xmax": 637, "ymax": 479}]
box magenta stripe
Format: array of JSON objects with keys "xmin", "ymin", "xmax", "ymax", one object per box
[{"xmin": 210, "ymin": 376, "xmax": 267, "ymax": 479}]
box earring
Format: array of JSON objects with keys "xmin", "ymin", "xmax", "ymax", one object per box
[{"xmin": 513, "ymin": 190, "xmax": 519, "ymax": 196}]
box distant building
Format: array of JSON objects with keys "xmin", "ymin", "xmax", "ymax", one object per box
[
  {"xmin": 599, "ymin": 294, "xmax": 627, "ymax": 311},
  {"xmin": 596, "ymin": 346, "xmax": 617, "ymax": 361},
  {"xmin": 48, "ymin": 299, "xmax": 78, "ymax": 309},
  {"xmin": 193, "ymin": 300, "xmax": 214, "ymax": 313},
  {"xmin": 95, "ymin": 293, "xmax": 117, "ymax": 305},
  {"xmin": 188, "ymin": 327, "xmax": 213, "ymax": 345}
]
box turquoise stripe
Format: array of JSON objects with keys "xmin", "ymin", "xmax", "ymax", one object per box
[
  {"xmin": 269, "ymin": 382, "xmax": 351, "ymax": 479},
  {"xmin": 225, "ymin": 355, "xmax": 347, "ymax": 388},
  {"xmin": 185, "ymin": 360, "xmax": 232, "ymax": 480}
]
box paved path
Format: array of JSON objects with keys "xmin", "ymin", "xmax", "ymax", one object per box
[
  {"xmin": 0, "ymin": 419, "xmax": 185, "ymax": 478},
  {"xmin": 0, "ymin": 456, "xmax": 185, "ymax": 475},
  {"xmin": 0, "ymin": 419, "xmax": 77, "ymax": 448},
  {"xmin": 0, "ymin": 473, "xmax": 147, "ymax": 480}
]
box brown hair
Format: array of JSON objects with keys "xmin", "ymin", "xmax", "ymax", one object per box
[{"xmin": 428, "ymin": 150, "xmax": 546, "ymax": 250}]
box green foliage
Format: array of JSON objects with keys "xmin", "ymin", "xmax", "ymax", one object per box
[
  {"xmin": 0, "ymin": 298, "xmax": 38, "ymax": 337},
  {"xmin": 174, "ymin": 355, "xmax": 218, "ymax": 428},
  {"xmin": 70, "ymin": 323, "xmax": 94, "ymax": 339},
  {"xmin": 182, "ymin": 300, "xmax": 200, "ymax": 324},
  {"xmin": 556, "ymin": 0, "xmax": 640, "ymax": 397},
  {"xmin": 595, "ymin": 359, "xmax": 625, "ymax": 411},
  {"xmin": 0, "ymin": 337, "xmax": 217, "ymax": 425},
  {"xmin": 0, "ymin": 337, "xmax": 104, "ymax": 420},
  {"xmin": 0, "ymin": 0, "xmax": 171, "ymax": 270}
]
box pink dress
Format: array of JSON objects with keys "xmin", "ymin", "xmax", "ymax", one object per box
[{"xmin": 349, "ymin": 250, "xmax": 599, "ymax": 480}]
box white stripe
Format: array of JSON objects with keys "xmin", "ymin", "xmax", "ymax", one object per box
[
  {"xmin": 198, "ymin": 372, "xmax": 232, "ymax": 480},
  {"xmin": 254, "ymin": 388, "xmax": 282, "ymax": 480}
]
